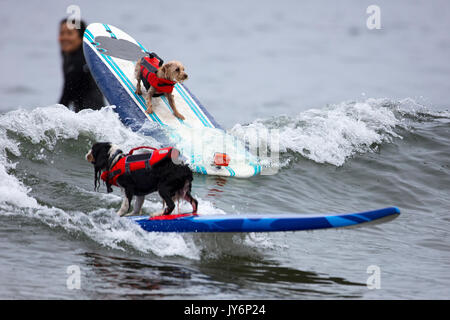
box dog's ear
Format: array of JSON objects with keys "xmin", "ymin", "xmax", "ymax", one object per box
[
  {"xmin": 94, "ymin": 156, "xmax": 108, "ymax": 171},
  {"xmin": 94, "ymin": 150, "xmax": 108, "ymax": 170},
  {"xmin": 93, "ymin": 152, "xmax": 108, "ymax": 191},
  {"xmin": 160, "ymin": 64, "xmax": 170, "ymax": 79},
  {"xmin": 162, "ymin": 62, "xmax": 178, "ymax": 79},
  {"xmin": 89, "ymin": 142, "xmax": 111, "ymax": 192},
  {"xmin": 90, "ymin": 142, "xmax": 111, "ymax": 170}
]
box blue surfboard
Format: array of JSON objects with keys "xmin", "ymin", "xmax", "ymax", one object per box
[
  {"xmin": 83, "ymin": 23, "xmax": 261, "ymax": 178},
  {"xmin": 127, "ymin": 207, "xmax": 400, "ymax": 233}
]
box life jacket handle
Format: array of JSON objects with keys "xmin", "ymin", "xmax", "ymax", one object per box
[
  {"xmin": 147, "ymin": 52, "xmax": 164, "ymax": 67},
  {"xmin": 128, "ymin": 146, "xmax": 157, "ymax": 155}
]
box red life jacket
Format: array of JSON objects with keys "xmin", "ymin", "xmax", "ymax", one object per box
[
  {"xmin": 140, "ymin": 53, "xmax": 176, "ymax": 94},
  {"xmin": 101, "ymin": 146, "xmax": 179, "ymax": 190}
]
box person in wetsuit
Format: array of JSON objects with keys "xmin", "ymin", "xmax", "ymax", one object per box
[{"xmin": 58, "ymin": 18, "xmax": 105, "ymax": 112}]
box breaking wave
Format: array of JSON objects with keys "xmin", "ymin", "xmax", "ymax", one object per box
[{"xmin": 230, "ymin": 98, "xmax": 450, "ymax": 166}]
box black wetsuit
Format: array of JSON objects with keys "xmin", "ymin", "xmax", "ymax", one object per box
[{"xmin": 59, "ymin": 47, "xmax": 105, "ymax": 112}]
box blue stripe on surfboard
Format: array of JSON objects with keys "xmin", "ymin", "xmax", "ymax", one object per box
[
  {"xmin": 174, "ymin": 85, "xmax": 209, "ymax": 128},
  {"xmin": 197, "ymin": 166, "xmax": 207, "ymax": 175},
  {"xmin": 326, "ymin": 216, "xmax": 359, "ymax": 227},
  {"xmin": 103, "ymin": 24, "xmax": 117, "ymax": 39},
  {"xmin": 174, "ymin": 84, "xmax": 212, "ymax": 128},
  {"xmin": 256, "ymin": 164, "xmax": 261, "ymax": 175},
  {"xmin": 325, "ymin": 207, "xmax": 400, "ymax": 228},
  {"xmin": 84, "ymin": 29, "xmax": 95, "ymax": 41},
  {"xmin": 177, "ymin": 84, "xmax": 213, "ymax": 128},
  {"xmin": 136, "ymin": 41, "xmax": 148, "ymax": 53},
  {"xmin": 180, "ymin": 83, "xmax": 223, "ymax": 130},
  {"xmin": 159, "ymin": 95, "xmax": 185, "ymax": 125},
  {"xmin": 253, "ymin": 164, "xmax": 259, "ymax": 176},
  {"xmin": 225, "ymin": 167, "xmax": 235, "ymax": 177},
  {"xmin": 357, "ymin": 207, "xmax": 400, "ymax": 220},
  {"xmin": 351, "ymin": 214, "xmax": 372, "ymax": 222},
  {"xmin": 254, "ymin": 164, "xmax": 260, "ymax": 175}
]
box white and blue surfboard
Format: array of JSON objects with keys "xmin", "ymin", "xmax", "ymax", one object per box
[{"xmin": 83, "ymin": 23, "xmax": 261, "ymax": 178}]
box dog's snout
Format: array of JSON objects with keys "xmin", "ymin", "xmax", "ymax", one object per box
[{"xmin": 182, "ymin": 73, "xmax": 188, "ymax": 80}]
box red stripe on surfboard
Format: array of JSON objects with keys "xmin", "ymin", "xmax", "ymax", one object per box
[{"xmin": 149, "ymin": 213, "xmax": 198, "ymax": 220}]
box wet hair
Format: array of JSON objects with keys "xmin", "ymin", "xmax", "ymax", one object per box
[{"xmin": 60, "ymin": 18, "xmax": 87, "ymax": 39}]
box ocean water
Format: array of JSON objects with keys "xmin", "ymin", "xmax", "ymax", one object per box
[{"xmin": 1, "ymin": 0, "xmax": 449, "ymax": 299}]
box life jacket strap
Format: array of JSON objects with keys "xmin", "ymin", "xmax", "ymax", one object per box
[
  {"xmin": 125, "ymin": 152, "xmax": 153, "ymax": 175},
  {"xmin": 107, "ymin": 169, "xmax": 122, "ymax": 181},
  {"xmin": 147, "ymin": 52, "xmax": 164, "ymax": 67},
  {"xmin": 128, "ymin": 146, "xmax": 157, "ymax": 155}
]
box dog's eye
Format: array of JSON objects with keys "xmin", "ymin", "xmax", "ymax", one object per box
[{"xmin": 175, "ymin": 67, "xmax": 180, "ymax": 72}]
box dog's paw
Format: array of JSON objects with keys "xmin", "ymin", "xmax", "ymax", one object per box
[
  {"xmin": 150, "ymin": 211, "xmax": 164, "ymax": 218},
  {"xmin": 174, "ymin": 112, "xmax": 185, "ymax": 120},
  {"xmin": 117, "ymin": 211, "xmax": 128, "ymax": 217},
  {"xmin": 123, "ymin": 213, "xmax": 133, "ymax": 217},
  {"xmin": 145, "ymin": 106, "xmax": 153, "ymax": 114}
]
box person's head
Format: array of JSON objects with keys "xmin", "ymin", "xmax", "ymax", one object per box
[{"xmin": 59, "ymin": 18, "xmax": 86, "ymax": 54}]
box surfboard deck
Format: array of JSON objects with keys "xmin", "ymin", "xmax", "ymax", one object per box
[
  {"xmin": 127, "ymin": 207, "xmax": 400, "ymax": 233},
  {"xmin": 83, "ymin": 23, "xmax": 261, "ymax": 178}
]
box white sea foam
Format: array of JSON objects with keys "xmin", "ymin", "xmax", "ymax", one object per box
[
  {"xmin": 0, "ymin": 104, "xmax": 160, "ymax": 151},
  {"xmin": 230, "ymin": 98, "xmax": 424, "ymax": 167},
  {"xmin": 0, "ymin": 125, "xmax": 39, "ymax": 208}
]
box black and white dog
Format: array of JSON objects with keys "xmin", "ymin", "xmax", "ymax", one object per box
[{"xmin": 86, "ymin": 142, "xmax": 198, "ymax": 217}]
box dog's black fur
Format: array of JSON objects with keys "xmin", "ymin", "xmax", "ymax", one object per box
[{"xmin": 87, "ymin": 142, "xmax": 198, "ymax": 216}]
